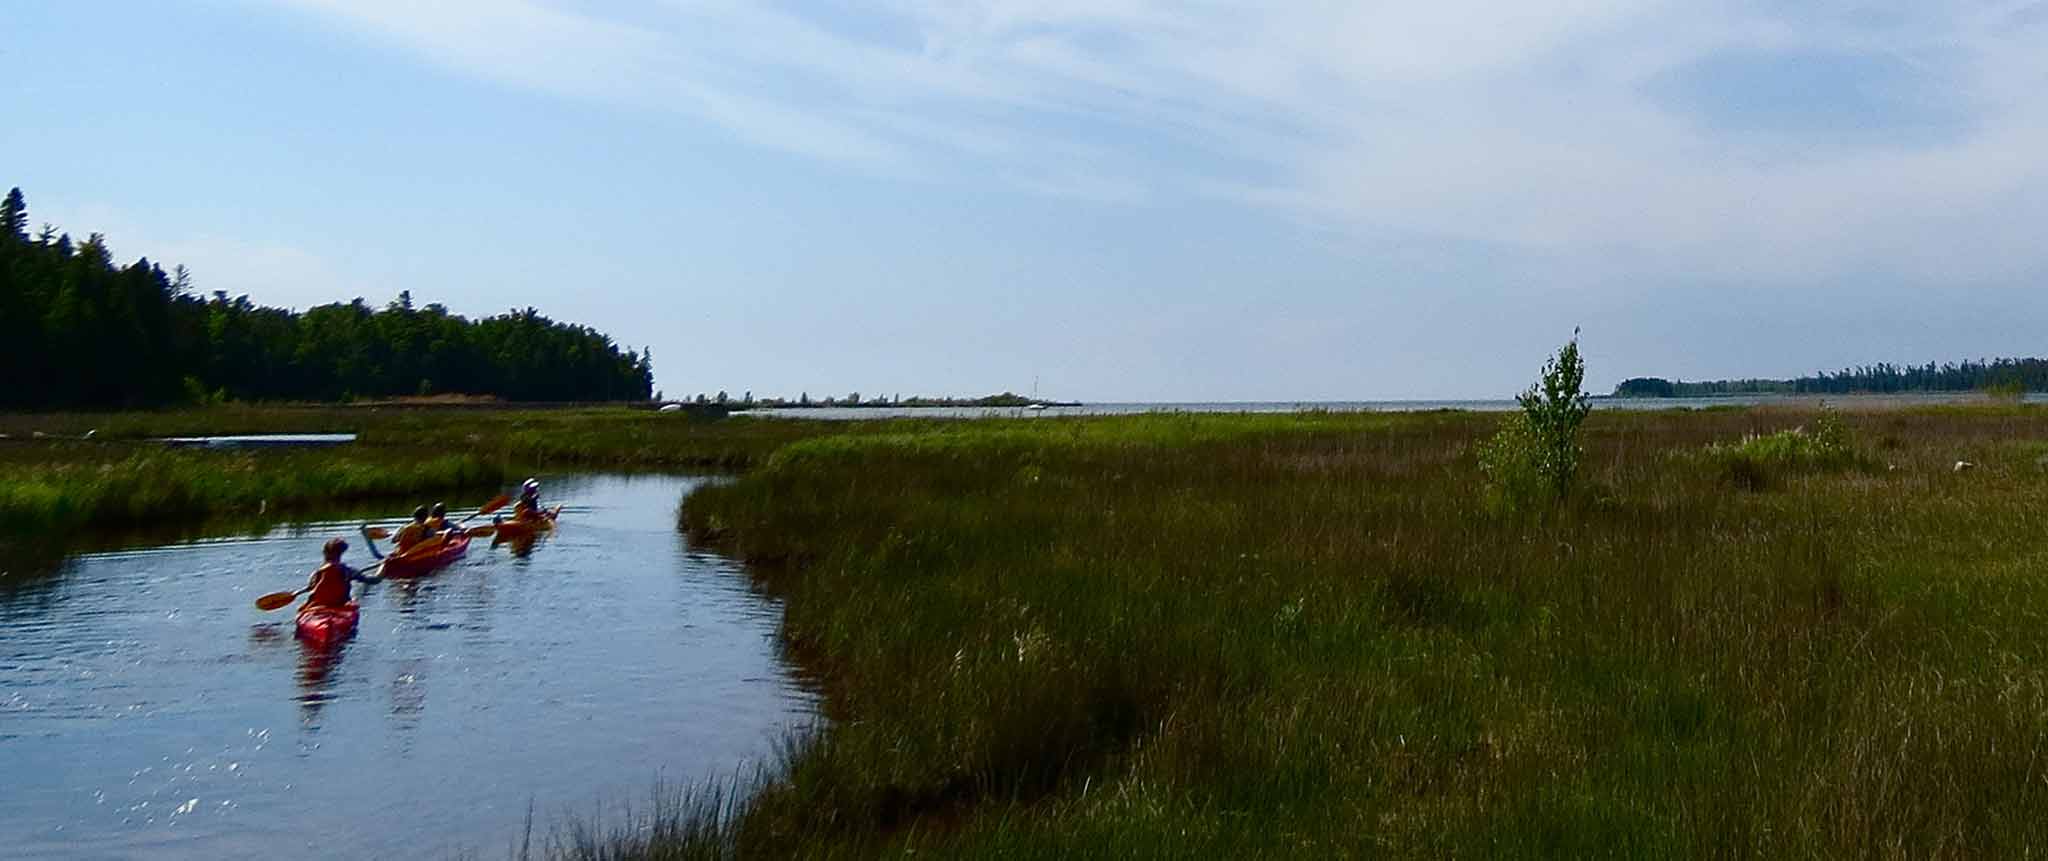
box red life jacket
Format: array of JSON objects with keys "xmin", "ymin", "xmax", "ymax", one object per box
[{"xmin": 307, "ymin": 562, "xmax": 352, "ymax": 607}]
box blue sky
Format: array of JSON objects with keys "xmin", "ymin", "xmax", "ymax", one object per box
[{"xmin": 7, "ymin": 1, "xmax": 2047, "ymax": 400}]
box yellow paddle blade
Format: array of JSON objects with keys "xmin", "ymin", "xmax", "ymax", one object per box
[
  {"xmin": 475, "ymin": 494, "xmax": 512, "ymax": 516},
  {"xmin": 255, "ymin": 590, "xmax": 299, "ymax": 611},
  {"xmin": 363, "ymin": 526, "xmax": 392, "ymax": 540},
  {"xmin": 466, "ymin": 524, "xmax": 498, "ymax": 537}
]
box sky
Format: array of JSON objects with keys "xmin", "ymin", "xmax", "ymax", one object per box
[{"xmin": 6, "ymin": 1, "xmax": 2047, "ymax": 401}]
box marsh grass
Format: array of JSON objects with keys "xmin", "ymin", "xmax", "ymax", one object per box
[
  {"xmin": 0, "ymin": 406, "xmax": 849, "ymax": 540},
  {"xmin": 0, "ymin": 448, "xmax": 508, "ymax": 537},
  {"xmin": 667, "ymin": 407, "xmax": 2048, "ymax": 856},
  {"xmin": 532, "ymin": 779, "xmax": 744, "ymax": 861},
  {"xmin": 1694, "ymin": 408, "xmax": 1877, "ymax": 490}
]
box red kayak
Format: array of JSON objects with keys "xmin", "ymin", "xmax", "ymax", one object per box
[
  {"xmin": 380, "ymin": 531, "xmax": 472, "ymax": 578},
  {"xmin": 296, "ymin": 603, "xmax": 359, "ymax": 647}
]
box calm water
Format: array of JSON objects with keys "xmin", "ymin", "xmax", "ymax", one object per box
[
  {"xmin": 735, "ymin": 392, "xmax": 2048, "ymax": 421},
  {"xmin": 0, "ymin": 474, "xmax": 816, "ymax": 860}
]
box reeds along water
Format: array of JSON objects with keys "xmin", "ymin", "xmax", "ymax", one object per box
[
  {"xmin": 673, "ymin": 407, "xmax": 2048, "ymax": 856},
  {"xmin": 0, "ymin": 406, "xmax": 838, "ymax": 539},
  {"xmin": 0, "ymin": 448, "xmax": 509, "ymax": 538}
]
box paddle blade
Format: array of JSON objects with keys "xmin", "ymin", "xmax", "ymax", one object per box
[
  {"xmin": 255, "ymin": 590, "xmax": 299, "ymax": 611},
  {"xmin": 467, "ymin": 524, "xmax": 498, "ymax": 537},
  {"xmin": 363, "ymin": 526, "xmax": 392, "ymax": 540},
  {"xmin": 475, "ymin": 494, "xmax": 512, "ymax": 516}
]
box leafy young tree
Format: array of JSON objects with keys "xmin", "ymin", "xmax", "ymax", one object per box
[
  {"xmin": 1480, "ymin": 330, "xmax": 1592, "ymax": 509},
  {"xmin": 1520, "ymin": 331, "xmax": 1592, "ymax": 497}
]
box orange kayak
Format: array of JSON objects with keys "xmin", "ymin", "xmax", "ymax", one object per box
[
  {"xmin": 492, "ymin": 506, "xmax": 561, "ymax": 541},
  {"xmin": 381, "ymin": 531, "xmax": 472, "ymax": 578},
  {"xmin": 296, "ymin": 603, "xmax": 359, "ymax": 647}
]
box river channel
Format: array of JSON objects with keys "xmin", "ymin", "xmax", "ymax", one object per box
[{"xmin": 0, "ymin": 474, "xmax": 817, "ymax": 859}]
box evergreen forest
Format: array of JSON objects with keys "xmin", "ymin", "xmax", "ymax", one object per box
[
  {"xmin": 1613, "ymin": 359, "xmax": 2045, "ymax": 398},
  {"xmin": 0, "ymin": 187, "xmax": 653, "ymax": 408}
]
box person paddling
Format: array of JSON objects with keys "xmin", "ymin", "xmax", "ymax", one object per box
[
  {"xmin": 394, "ymin": 506, "xmax": 432, "ymax": 551},
  {"xmin": 304, "ymin": 538, "xmax": 380, "ymax": 609},
  {"xmin": 423, "ymin": 502, "xmax": 456, "ymax": 537},
  {"xmin": 511, "ymin": 478, "xmax": 543, "ymax": 520}
]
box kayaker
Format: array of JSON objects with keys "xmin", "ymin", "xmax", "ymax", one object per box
[
  {"xmin": 423, "ymin": 502, "xmax": 456, "ymax": 537},
  {"xmin": 305, "ymin": 538, "xmax": 380, "ymax": 609},
  {"xmin": 394, "ymin": 506, "xmax": 432, "ymax": 551},
  {"xmin": 512, "ymin": 478, "xmax": 543, "ymax": 520}
]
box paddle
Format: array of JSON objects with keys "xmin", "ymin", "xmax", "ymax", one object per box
[
  {"xmin": 464, "ymin": 494, "xmax": 513, "ymax": 524},
  {"xmin": 456, "ymin": 493, "xmax": 516, "ymax": 537}
]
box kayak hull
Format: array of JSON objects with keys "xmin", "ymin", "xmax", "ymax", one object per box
[
  {"xmin": 493, "ymin": 506, "xmax": 562, "ymax": 541},
  {"xmin": 296, "ymin": 603, "xmax": 359, "ymax": 647},
  {"xmin": 381, "ymin": 532, "xmax": 472, "ymax": 578}
]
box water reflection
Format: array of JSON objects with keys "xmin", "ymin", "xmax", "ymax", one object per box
[
  {"xmin": 494, "ymin": 533, "xmax": 542, "ymax": 558},
  {"xmin": 294, "ymin": 642, "xmax": 345, "ymax": 727}
]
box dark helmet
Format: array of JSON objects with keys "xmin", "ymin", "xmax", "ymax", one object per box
[
  {"xmin": 323, "ymin": 537, "xmax": 348, "ymax": 559},
  {"xmin": 522, "ymin": 478, "xmax": 540, "ymax": 493},
  {"xmin": 430, "ymin": 502, "xmax": 448, "ymax": 518},
  {"xmin": 412, "ymin": 505, "xmax": 429, "ymax": 521}
]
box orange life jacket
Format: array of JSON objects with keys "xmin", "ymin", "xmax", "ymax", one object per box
[
  {"xmin": 307, "ymin": 562, "xmax": 352, "ymax": 608},
  {"xmin": 395, "ymin": 522, "xmax": 429, "ymax": 550}
]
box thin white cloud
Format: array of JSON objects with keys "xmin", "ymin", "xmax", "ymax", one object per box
[
  {"xmin": 267, "ymin": 0, "xmax": 2048, "ymax": 285},
  {"xmin": 58, "ymin": 202, "xmax": 360, "ymax": 309}
]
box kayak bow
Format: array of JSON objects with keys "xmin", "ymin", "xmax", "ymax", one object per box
[
  {"xmin": 379, "ymin": 531, "xmax": 472, "ymax": 578},
  {"xmin": 296, "ymin": 603, "xmax": 359, "ymax": 647}
]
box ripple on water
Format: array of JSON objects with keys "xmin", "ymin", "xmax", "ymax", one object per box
[{"xmin": 0, "ymin": 474, "xmax": 817, "ymax": 860}]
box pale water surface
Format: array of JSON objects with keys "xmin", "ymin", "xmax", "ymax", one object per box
[
  {"xmin": 736, "ymin": 392, "xmax": 2048, "ymax": 420},
  {"xmin": 0, "ymin": 474, "xmax": 815, "ymax": 859}
]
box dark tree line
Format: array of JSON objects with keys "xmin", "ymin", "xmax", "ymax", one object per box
[
  {"xmin": 0, "ymin": 187, "xmax": 653, "ymax": 408},
  {"xmin": 1614, "ymin": 359, "xmax": 2048, "ymax": 398}
]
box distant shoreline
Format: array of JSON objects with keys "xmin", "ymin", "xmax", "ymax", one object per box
[
  {"xmin": 1604, "ymin": 390, "xmax": 2020, "ymax": 400},
  {"xmin": 741, "ymin": 400, "xmax": 1083, "ymax": 410}
]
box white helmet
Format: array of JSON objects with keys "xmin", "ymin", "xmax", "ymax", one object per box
[{"xmin": 522, "ymin": 478, "xmax": 540, "ymax": 492}]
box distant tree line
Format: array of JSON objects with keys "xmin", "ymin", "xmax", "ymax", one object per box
[
  {"xmin": 714, "ymin": 391, "xmax": 1070, "ymax": 408},
  {"xmin": 1613, "ymin": 359, "xmax": 2048, "ymax": 398},
  {"xmin": 0, "ymin": 187, "xmax": 653, "ymax": 408}
]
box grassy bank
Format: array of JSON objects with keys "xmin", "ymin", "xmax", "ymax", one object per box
[
  {"xmin": 0, "ymin": 406, "xmax": 847, "ymax": 542},
  {"xmin": 0, "ymin": 405, "xmax": 823, "ymax": 468},
  {"xmin": 0, "ymin": 447, "xmax": 510, "ymax": 537},
  {"xmin": 672, "ymin": 406, "xmax": 2048, "ymax": 856}
]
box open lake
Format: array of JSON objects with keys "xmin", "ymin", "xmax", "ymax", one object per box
[
  {"xmin": 0, "ymin": 474, "xmax": 816, "ymax": 859},
  {"xmin": 733, "ymin": 392, "xmax": 2048, "ymax": 420}
]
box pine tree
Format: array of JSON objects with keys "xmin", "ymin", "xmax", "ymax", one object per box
[{"xmin": 0, "ymin": 188, "xmax": 26, "ymax": 241}]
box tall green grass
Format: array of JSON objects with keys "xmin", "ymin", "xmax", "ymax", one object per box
[
  {"xmin": 0, "ymin": 406, "xmax": 830, "ymax": 469},
  {"xmin": 660, "ymin": 407, "xmax": 2048, "ymax": 856},
  {"xmin": 0, "ymin": 406, "xmax": 851, "ymax": 541},
  {"xmin": 0, "ymin": 448, "xmax": 509, "ymax": 537}
]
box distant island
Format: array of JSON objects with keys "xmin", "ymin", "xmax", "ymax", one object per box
[
  {"xmin": 671, "ymin": 391, "xmax": 1079, "ymax": 409},
  {"xmin": 1613, "ymin": 358, "xmax": 2044, "ymax": 398}
]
